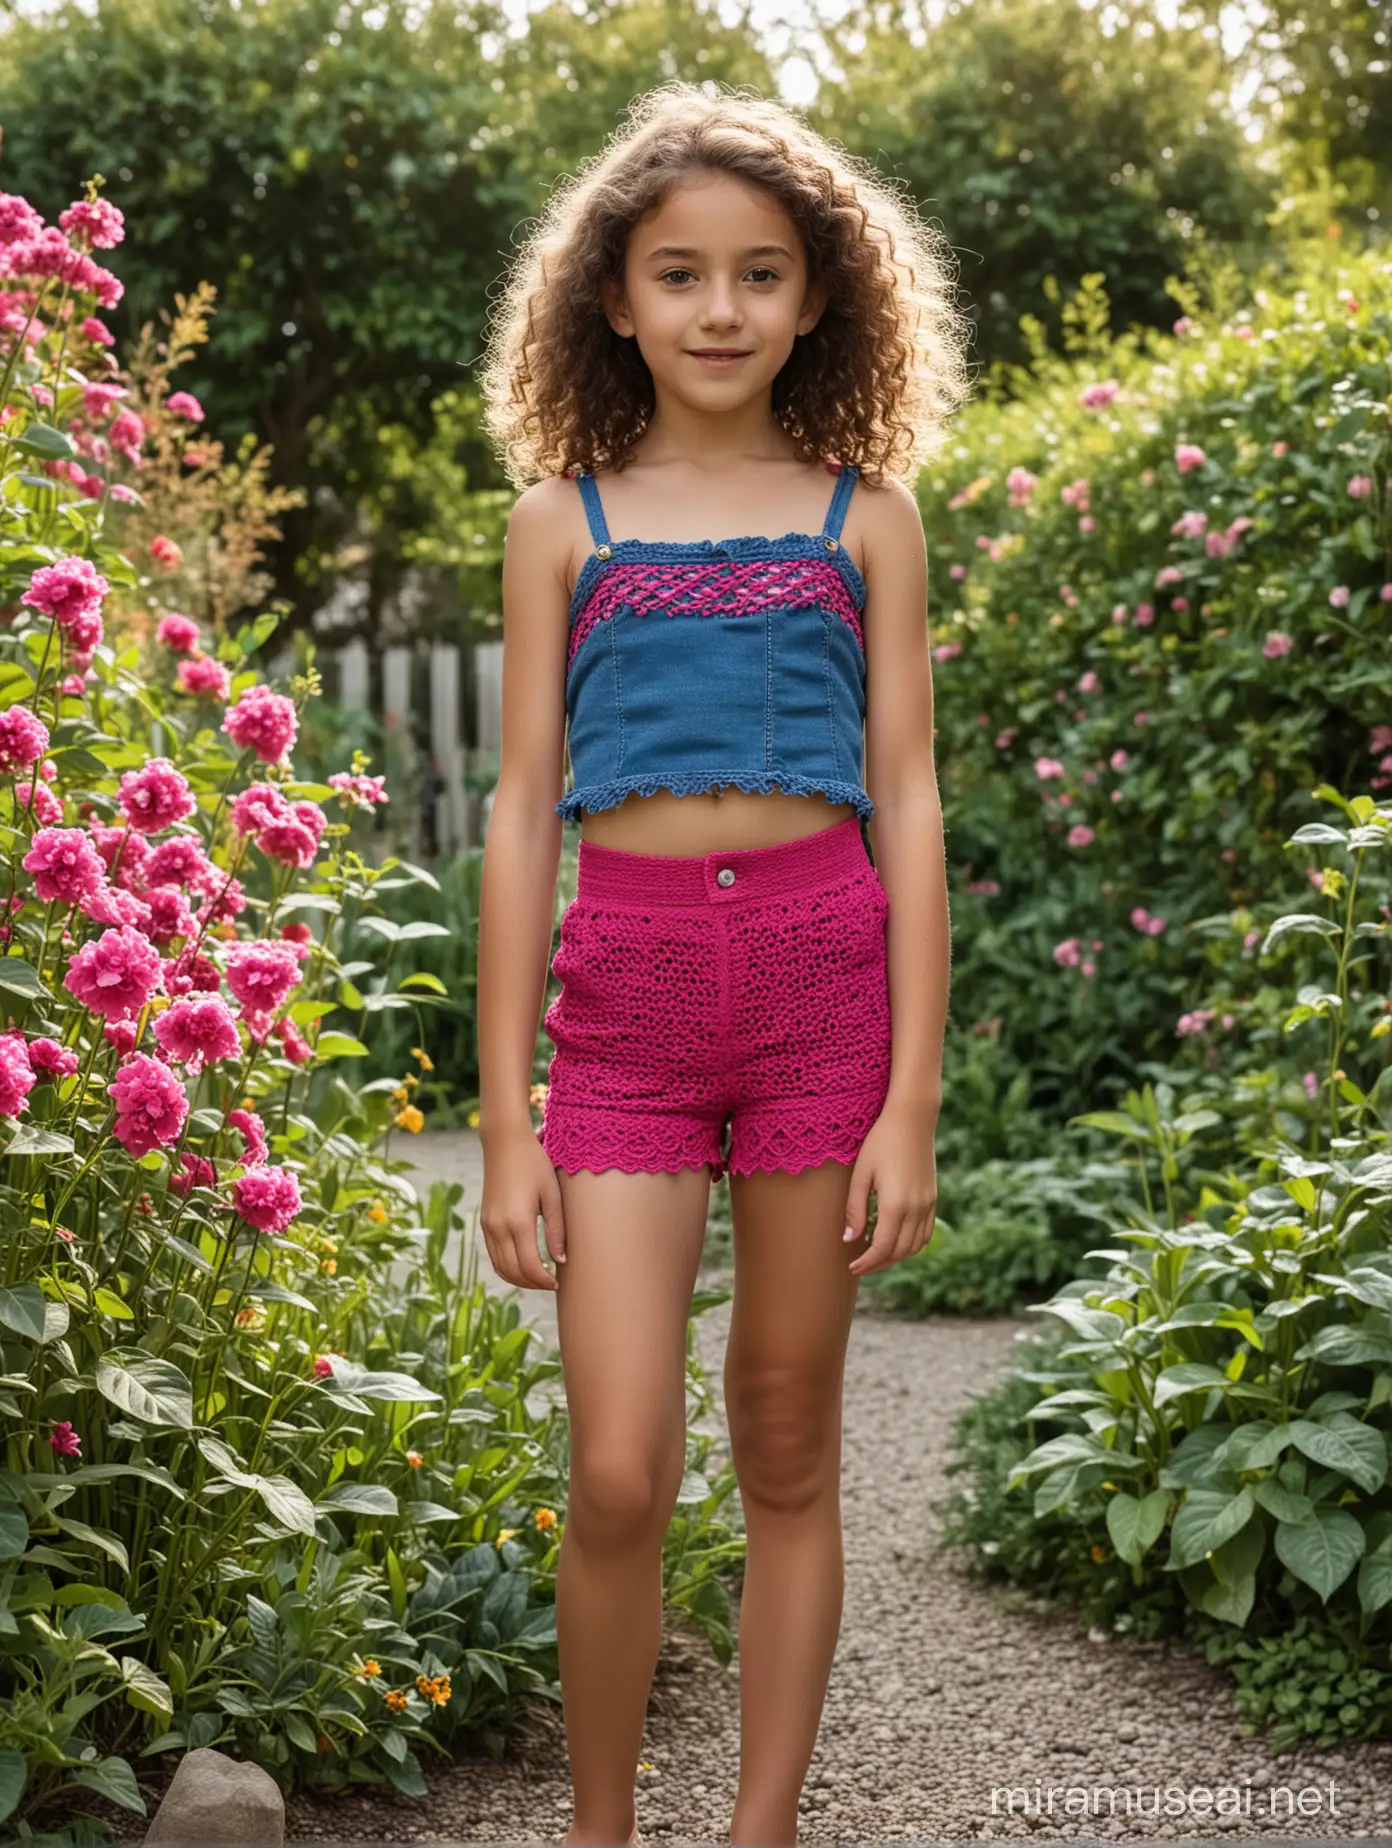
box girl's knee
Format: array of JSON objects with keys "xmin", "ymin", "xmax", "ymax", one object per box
[
  {"xmin": 726, "ymin": 1375, "xmax": 840, "ymax": 1514},
  {"xmin": 567, "ymin": 1447, "xmax": 682, "ymax": 1548}
]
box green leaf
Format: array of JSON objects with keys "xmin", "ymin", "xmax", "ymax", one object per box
[
  {"xmin": 1105, "ymin": 1486, "xmax": 1170, "ymax": 1565},
  {"xmin": 1153, "ymin": 1362, "xmax": 1229, "ymax": 1407},
  {"xmin": 93, "ymin": 1287, "xmax": 135, "ymax": 1321},
  {"xmin": 0, "ymin": 1500, "xmax": 29, "ymax": 1560},
  {"xmin": 1274, "ymin": 1506, "xmax": 1365, "ymax": 1599},
  {"xmin": 52, "ymin": 1516, "xmax": 129, "ymax": 1570},
  {"xmin": 338, "ymin": 979, "xmax": 366, "ymax": 1010},
  {"xmin": 1288, "ymin": 1417, "xmax": 1388, "ymax": 1495},
  {"xmin": 121, "ymin": 1656, "xmax": 174, "ymax": 1720},
  {"xmin": 0, "ymin": 1748, "xmax": 27, "ymax": 1826},
  {"xmin": 317, "ymin": 1483, "xmax": 399, "ymax": 1517},
  {"xmin": 397, "ymin": 921, "xmax": 452, "ymax": 941},
  {"xmin": 0, "ymin": 959, "xmax": 51, "ymax": 1000},
  {"xmin": 70, "ymin": 1756, "xmax": 146, "ymax": 1815},
  {"xmin": 357, "ymin": 915, "xmax": 402, "ymax": 943},
  {"xmin": 0, "ymin": 1285, "xmax": 48, "ymax": 1342},
  {"xmin": 320, "ymin": 1361, "xmax": 442, "ymax": 1404},
  {"xmin": 1356, "ymin": 1540, "xmax": 1392, "ymax": 1616},
  {"xmin": 1193, "ymin": 1569, "xmax": 1255, "ymax": 1627},
  {"xmin": 5, "ymin": 1126, "xmax": 75, "ymax": 1156},
  {"xmin": 1168, "ymin": 1487, "xmax": 1255, "ymax": 1571},
  {"xmin": 315, "ymin": 1032, "xmax": 369, "ymax": 1061},
  {"xmin": 398, "ymin": 971, "xmax": 448, "ymax": 995},
  {"xmin": 13, "ymin": 421, "xmax": 77, "ymax": 460},
  {"xmin": 95, "ymin": 1353, "xmax": 195, "ymax": 1429},
  {"xmin": 1261, "ymin": 912, "xmax": 1341, "ymax": 954}
]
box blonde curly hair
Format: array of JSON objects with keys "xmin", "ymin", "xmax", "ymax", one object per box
[{"xmin": 479, "ymin": 82, "xmax": 975, "ymax": 489}]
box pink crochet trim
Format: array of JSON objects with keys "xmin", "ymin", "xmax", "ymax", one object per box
[
  {"xmin": 569, "ymin": 557, "xmax": 864, "ymax": 668},
  {"xmin": 725, "ymin": 1092, "xmax": 890, "ymax": 1178},
  {"xmin": 538, "ymin": 1103, "xmax": 724, "ymax": 1182}
]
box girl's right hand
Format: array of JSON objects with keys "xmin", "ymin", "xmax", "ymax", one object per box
[{"xmin": 478, "ymin": 1122, "xmax": 567, "ymax": 1291}]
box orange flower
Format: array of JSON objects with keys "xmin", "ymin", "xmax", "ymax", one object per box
[
  {"xmin": 385, "ymin": 1689, "xmax": 408, "ymax": 1713},
  {"xmin": 368, "ymin": 1201, "xmax": 388, "ymax": 1223},
  {"xmin": 1090, "ymin": 1544, "xmax": 1106, "ymax": 1564},
  {"xmin": 395, "ymin": 1105, "xmax": 424, "ymax": 1134},
  {"xmin": 355, "ymin": 1658, "xmax": 382, "ymax": 1678},
  {"xmin": 406, "ymin": 1450, "xmax": 424, "ymax": 1469},
  {"xmin": 320, "ymin": 1257, "xmax": 337, "ymax": 1277},
  {"xmin": 534, "ymin": 1507, "xmax": 557, "ymax": 1531}
]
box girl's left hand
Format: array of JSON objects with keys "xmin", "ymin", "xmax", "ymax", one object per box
[{"xmin": 843, "ymin": 1099, "xmax": 939, "ymax": 1277}]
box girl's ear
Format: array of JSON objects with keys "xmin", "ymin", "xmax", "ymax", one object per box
[
  {"xmin": 602, "ymin": 275, "xmax": 636, "ymax": 339},
  {"xmin": 797, "ymin": 274, "xmax": 829, "ymax": 338}
]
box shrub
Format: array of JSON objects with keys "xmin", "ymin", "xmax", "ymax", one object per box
[
  {"xmin": 920, "ymin": 230, "xmax": 1392, "ymax": 1197},
  {"xmin": 938, "ymin": 787, "xmax": 1392, "ymax": 1745}
]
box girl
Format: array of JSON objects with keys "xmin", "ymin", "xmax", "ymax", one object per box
[{"xmin": 476, "ymin": 83, "xmax": 970, "ymax": 1847}]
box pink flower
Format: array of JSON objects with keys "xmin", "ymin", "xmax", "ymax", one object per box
[
  {"xmin": 29, "ymin": 1037, "xmax": 79, "ymax": 1079},
  {"xmin": 88, "ymin": 823, "xmax": 149, "ymax": 889},
  {"xmin": 1077, "ymin": 671, "xmax": 1100, "ymax": 694},
  {"xmin": 931, "ymin": 642, "xmax": 962, "ymax": 663},
  {"xmin": 1155, "ymin": 565, "xmax": 1183, "ymax": 589},
  {"xmin": 109, "ymin": 1052, "xmax": 189, "ymax": 1157},
  {"xmin": 1380, "ymin": 585, "xmax": 1392, "ymax": 604},
  {"xmin": 21, "ymin": 556, "xmax": 109, "ymax": 632},
  {"xmin": 1006, "ymin": 466, "xmax": 1036, "ymax": 506},
  {"xmin": 1133, "ymin": 603, "xmax": 1154, "ymax": 627},
  {"xmin": 1079, "ymin": 380, "xmax": 1119, "ymax": 410},
  {"xmin": 312, "ymin": 1354, "xmax": 335, "ymax": 1378},
  {"xmin": 948, "ymin": 562, "xmax": 967, "ymax": 581},
  {"xmin": 150, "ymin": 535, "xmax": 182, "ymax": 569},
  {"xmin": 256, "ymin": 819, "xmax": 319, "ymax": 868},
  {"xmin": 1328, "ymin": 585, "xmax": 1350, "ymax": 608},
  {"xmin": 1078, "ymin": 515, "xmax": 1095, "ymax": 535},
  {"xmin": 1302, "ymin": 1071, "xmax": 1319, "ymax": 1101},
  {"xmin": 230, "ymin": 784, "xmax": 294, "ymax": 835},
  {"xmin": 146, "ymin": 834, "xmax": 217, "ymax": 893},
  {"xmin": 1067, "ymin": 824, "xmax": 1094, "ymax": 848},
  {"xmin": 103, "ymin": 1019, "xmax": 140, "ymax": 1056},
  {"xmin": 226, "ymin": 1107, "xmax": 268, "ymax": 1167},
  {"xmin": 169, "ymin": 1151, "xmax": 218, "ymax": 1196},
  {"xmin": 0, "ymin": 1035, "xmax": 37, "ymax": 1117},
  {"xmin": 80, "ymin": 883, "xmax": 153, "ymax": 933},
  {"xmin": 233, "ymin": 1164, "xmax": 302, "ymax": 1234},
  {"xmin": 275, "ymin": 1017, "xmax": 313, "ymax": 1064},
  {"xmin": 1147, "ymin": 916, "xmax": 1166, "ymax": 935},
  {"xmin": 165, "ymin": 391, "xmax": 205, "ymax": 422},
  {"xmin": 1263, "ymin": 632, "xmax": 1293, "ymax": 659},
  {"xmin": 1172, "ymin": 597, "xmax": 1189, "ymax": 613},
  {"xmin": 119, "ymin": 759, "xmax": 195, "ymax": 834},
  {"xmin": 177, "ymin": 656, "xmax": 231, "ymax": 701},
  {"xmin": 223, "ymin": 686, "xmax": 298, "ymax": 764},
  {"xmin": 1053, "ymin": 938, "xmax": 1081, "ymax": 968},
  {"xmin": 1176, "ymin": 1008, "xmax": 1216, "ymax": 1038},
  {"xmin": 65, "ymin": 924, "xmax": 163, "ymax": 1021},
  {"xmin": 1174, "ymin": 444, "xmax": 1206, "ymax": 475},
  {"xmin": 157, "ymin": 612, "xmax": 201, "ymax": 653},
  {"xmin": 1061, "ymin": 478, "xmax": 1090, "ymax": 510},
  {"xmin": 1272, "ymin": 440, "xmax": 1288, "ymax": 457},
  {"xmin": 162, "ymin": 947, "xmax": 221, "ymax": 997},
  {"xmin": 1110, "ymin": 749, "xmax": 1128, "ymax": 770},
  {"xmin": 329, "ymin": 772, "xmax": 389, "ymax": 809},
  {"xmin": 1173, "ymin": 316, "xmax": 1193, "ymax": 337},
  {"xmin": 22, "ymin": 827, "xmax": 107, "ymax": 905},
  {"xmin": 0, "ymin": 705, "xmax": 50, "ymax": 774},
  {"xmin": 49, "ymin": 1421, "xmax": 82, "ymax": 1458},
  {"xmin": 225, "ymin": 942, "xmax": 302, "ymax": 1017},
  {"xmin": 1171, "ymin": 510, "xmax": 1207, "ymax": 539},
  {"xmin": 15, "ymin": 779, "xmax": 64, "ymax": 824},
  {"xmin": 143, "ymin": 886, "xmax": 196, "ymax": 945},
  {"xmin": 152, "ymin": 996, "xmax": 241, "ymax": 1073},
  {"xmin": 1034, "ymin": 757, "xmax": 1066, "ymax": 781},
  {"xmin": 1347, "ymin": 475, "xmax": 1374, "ymax": 500}
]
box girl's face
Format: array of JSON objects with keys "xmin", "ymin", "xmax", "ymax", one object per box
[{"xmin": 603, "ymin": 169, "xmax": 825, "ymax": 416}]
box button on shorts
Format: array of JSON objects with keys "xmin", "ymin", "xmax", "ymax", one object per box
[{"xmin": 537, "ymin": 814, "xmax": 892, "ymax": 1183}]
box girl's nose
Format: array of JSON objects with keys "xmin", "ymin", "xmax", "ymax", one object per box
[{"xmin": 699, "ymin": 281, "xmax": 741, "ymax": 327}]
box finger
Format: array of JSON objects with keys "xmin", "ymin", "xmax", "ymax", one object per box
[
  {"xmin": 539, "ymin": 1185, "xmax": 567, "ymax": 1267},
  {"xmin": 842, "ymin": 1170, "xmax": 872, "ymax": 1246},
  {"xmin": 849, "ymin": 1211, "xmax": 899, "ymax": 1276},
  {"xmin": 512, "ymin": 1228, "xmax": 558, "ymax": 1293}
]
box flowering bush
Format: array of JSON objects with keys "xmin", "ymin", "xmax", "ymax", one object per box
[
  {"xmin": 0, "ymin": 171, "xmax": 746, "ymax": 1844},
  {"xmin": 939, "ymin": 787, "xmax": 1392, "ymax": 1746}
]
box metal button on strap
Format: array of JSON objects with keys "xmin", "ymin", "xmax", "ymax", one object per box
[{"xmin": 716, "ymin": 867, "xmax": 736, "ymax": 888}]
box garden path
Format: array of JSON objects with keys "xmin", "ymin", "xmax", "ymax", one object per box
[{"xmin": 288, "ymin": 1132, "xmax": 1392, "ymax": 1844}]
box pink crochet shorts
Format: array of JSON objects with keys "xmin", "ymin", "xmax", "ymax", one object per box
[{"xmin": 537, "ymin": 815, "xmax": 892, "ymax": 1182}]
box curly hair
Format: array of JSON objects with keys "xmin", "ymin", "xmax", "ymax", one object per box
[{"xmin": 479, "ymin": 83, "xmax": 976, "ymax": 489}]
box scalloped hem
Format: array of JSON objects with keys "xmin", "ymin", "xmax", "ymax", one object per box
[
  {"xmin": 557, "ymin": 770, "xmax": 874, "ymax": 824},
  {"xmin": 537, "ymin": 1112, "xmax": 725, "ymax": 1183},
  {"xmin": 725, "ymin": 1096, "xmax": 888, "ymax": 1178}
]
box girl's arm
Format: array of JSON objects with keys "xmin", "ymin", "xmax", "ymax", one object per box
[
  {"xmin": 860, "ymin": 476, "xmax": 950, "ymax": 1120},
  {"xmin": 476, "ymin": 476, "xmax": 574, "ymax": 1137}
]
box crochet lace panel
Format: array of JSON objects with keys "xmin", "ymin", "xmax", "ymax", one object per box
[
  {"xmin": 568, "ymin": 555, "xmax": 865, "ymax": 670},
  {"xmin": 556, "ymin": 768, "xmax": 874, "ymax": 824},
  {"xmin": 537, "ymin": 865, "xmax": 891, "ymax": 1183}
]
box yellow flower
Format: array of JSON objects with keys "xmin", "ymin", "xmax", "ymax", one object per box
[
  {"xmin": 234, "ymin": 1305, "xmax": 266, "ymax": 1330},
  {"xmin": 534, "ymin": 1507, "xmax": 557, "ymax": 1531},
  {"xmin": 391, "ymin": 1084, "xmax": 409, "ymax": 1106},
  {"xmin": 317, "ymin": 1236, "xmax": 339, "ymax": 1255},
  {"xmin": 406, "ymin": 1450, "xmax": 424, "ymax": 1468},
  {"xmin": 385, "ymin": 1688, "xmax": 408, "ymax": 1713},
  {"xmin": 466, "ymin": 1107, "xmax": 480, "ymax": 1127},
  {"xmin": 412, "ymin": 1047, "xmax": 434, "ymax": 1073},
  {"xmin": 495, "ymin": 1527, "xmax": 519, "ymax": 1548},
  {"xmin": 429, "ymin": 1677, "xmax": 452, "ymax": 1707},
  {"xmin": 529, "ymin": 1082, "xmax": 549, "ymax": 1108},
  {"xmin": 355, "ymin": 1658, "xmax": 382, "ymax": 1678},
  {"xmin": 368, "ymin": 1201, "xmax": 388, "ymax": 1223},
  {"xmin": 320, "ymin": 1256, "xmax": 337, "ymax": 1277},
  {"xmin": 395, "ymin": 1105, "xmax": 424, "ymax": 1134},
  {"xmin": 415, "ymin": 1674, "xmax": 434, "ymax": 1698},
  {"xmin": 1090, "ymin": 1544, "xmax": 1107, "ymax": 1564},
  {"xmin": 1372, "ymin": 1018, "xmax": 1391, "ymax": 1041}
]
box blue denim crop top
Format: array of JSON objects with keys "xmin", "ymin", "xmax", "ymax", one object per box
[{"xmin": 557, "ymin": 462, "xmax": 872, "ymax": 824}]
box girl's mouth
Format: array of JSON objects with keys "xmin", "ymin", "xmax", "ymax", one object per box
[{"xmin": 687, "ymin": 349, "xmax": 754, "ymax": 367}]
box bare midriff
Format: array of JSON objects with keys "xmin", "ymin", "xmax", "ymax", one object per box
[{"xmin": 576, "ymin": 786, "xmax": 859, "ymax": 857}]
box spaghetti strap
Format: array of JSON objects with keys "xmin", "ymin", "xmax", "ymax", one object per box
[
  {"xmin": 575, "ymin": 471, "xmax": 612, "ymax": 550},
  {"xmin": 821, "ymin": 464, "xmax": 859, "ymax": 544}
]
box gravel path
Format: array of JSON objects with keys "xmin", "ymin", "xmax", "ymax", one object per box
[{"xmin": 281, "ymin": 1135, "xmax": 1392, "ymax": 1844}]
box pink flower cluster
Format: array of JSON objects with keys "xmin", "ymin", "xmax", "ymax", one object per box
[
  {"xmin": 21, "ymin": 555, "xmax": 110, "ymax": 656},
  {"xmin": 0, "ymin": 1033, "xmax": 38, "ymax": 1118},
  {"xmin": 152, "ymin": 995, "xmax": 241, "ymax": 1073},
  {"xmin": 0, "ymin": 705, "xmax": 50, "ymax": 774},
  {"xmin": 119, "ymin": 759, "xmax": 195, "ymax": 834},
  {"xmin": 230, "ymin": 783, "xmax": 325, "ymax": 869},
  {"xmin": 224, "ymin": 686, "xmax": 298, "ymax": 764},
  {"xmin": 22, "ymin": 827, "xmax": 106, "ymax": 905},
  {"xmin": 65, "ymin": 924, "xmax": 163, "ymax": 1021},
  {"xmin": 109, "ymin": 1051, "xmax": 188, "ymax": 1157},
  {"xmin": 234, "ymin": 1164, "xmax": 302, "ymax": 1234},
  {"xmin": 329, "ymin": 771, "xmax": 389, "ymax": 810}
]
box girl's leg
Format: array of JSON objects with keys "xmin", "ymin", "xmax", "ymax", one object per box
[
  {"xmin": 722, "ymin": 1159, "xmax": 859, "ymax": 1848},
  {"xmin": 554, "ymin": 1163, "xmax": 712, "ymax": 1847}
]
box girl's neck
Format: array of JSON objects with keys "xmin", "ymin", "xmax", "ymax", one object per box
[{"xmin": 634, "ymin": 391, "xmax": 797, "ymax": 472}]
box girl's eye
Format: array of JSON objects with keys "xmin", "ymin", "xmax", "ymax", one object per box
[
  {"xmin": 658, "ymin": 268, "xmax": 696, "ymax": 285},
  {"xmin": 746, "ymin": 267, "xmax": 780, "ymax": 284}
]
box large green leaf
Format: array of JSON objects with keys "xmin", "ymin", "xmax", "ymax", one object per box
[
  {"xmin": 1274, "ymin": 1506, "xmax": 1366, "ymax": 1599},
  {"xmin": 0, "ymin": 1285, "xmax": 47, "ymax": 1342},
  {"xmin": 317, "ymin": 1483, "xmax": 399, "ymax": 1517},
  {"xmin": 1288, "ymin": 1416, "xmax": 1387, "ymax": 1495},
  {"xmin": 0, "ymin": 1748, "xmax": 27, "ymax": 1826},
  {"xmin": 70, "ymin": 1756, "xmax": 146, "ymax": 1814},
  {"xmin": 319, "ymin": 1360, "xmax": 442, "ymax": 1403},
  {"xmin": 1105, "ymin": 1486, "xmax": 1169, "ymax": 1565},
  {"xmin": 1167, "ymin": 1487, "xmax": 1255, "ymax": 1571},
  {"xmin": 95, "ymin": 1353, "xmax": 195, "ymax": 1428},
  {"xmin": 1153, "ymin": 1362, "xmax": 1229, "ymax": 1407}
]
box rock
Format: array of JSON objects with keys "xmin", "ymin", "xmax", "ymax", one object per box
[{"xmin": 143, "ymin": 1747, "xmax": 284, "ymax": 1846}]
